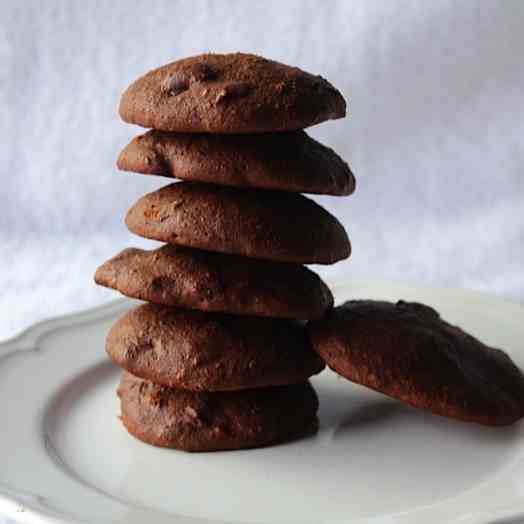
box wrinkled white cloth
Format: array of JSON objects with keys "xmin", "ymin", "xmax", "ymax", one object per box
[{"xmin": 1, "ymin": 0, "xmax": 523, "ymax": 347}]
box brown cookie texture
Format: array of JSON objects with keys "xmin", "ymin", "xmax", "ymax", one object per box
[
  {"xmin": 117, "ymin": 130, "xmax": 355, "ymax": 196},
  {"xmin": 119, "ymin": 53, "xmax": 346, "ymax": 133},
  {"xmin": 118, "ymin": 372, "xmax": 319, "ymax": 451},
  {"xmin": 307, "ymin": 300, "xmax": 524, "ymax": 426},
  {"xmin": 125, "ymin": 182, "xmax": 351, "ymax": 264},
  {"xmin": 107, "ymin": 303, "xmax": 325, "ymax": 391},
  {"xmin": 94, "ymin": 245, "xmax": 333, "ymax": 320}
]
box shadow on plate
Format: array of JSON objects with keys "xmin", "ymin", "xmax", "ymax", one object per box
[{"xmin": 315, "ymin": 381, "xmax": 524, "ymax": 446}]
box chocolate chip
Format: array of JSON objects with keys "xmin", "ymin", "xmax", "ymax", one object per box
[
  {"xmin": 190, "ymin": 63, "xmax": 219, "ymax": 82},
  {"xmin": 215, "ymin": 82, "xmax": 252, "ymax": 104},
  {"xmin": 162, "ymin": 72, "xmax": 190, "ymax": 95},
  {"xmin": 161, "ymin": 63, "xmax": 218, "ymax": 96}
]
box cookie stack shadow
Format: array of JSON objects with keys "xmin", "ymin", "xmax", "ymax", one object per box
[{"xmin": 95, "ymin": 53, "xmax": 355, "ymax": 451}]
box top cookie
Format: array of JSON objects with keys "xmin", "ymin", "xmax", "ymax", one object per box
[
  {"xmin": 307, "ymin": 300, "xmax": 524, "ymax": 426},
  {"xmin": 119, "ymin": 53, "xmax": 346, "ymax": 133}
]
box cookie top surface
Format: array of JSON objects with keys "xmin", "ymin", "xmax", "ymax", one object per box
[
  {"xmin": 307, "ymin": 300, "xmax": 524, "ymax": 426},
  {"xmin": 117, "ymin": 130, "xmax": 355, "ymax": 196},
  {"xmin": 119, "ymin": 53, "xmax": 346, "ymax": 133},
  {"xmin": 118, "ymin": 372, "xmax": 319, "ymax": 451},
  {"xmin": 107, "ymin": 303, "xmax": 325, "ymax": 391},
  {"xmin": 95, "ymin": 245, "xmax": 333, "ymax": 320},
  {"xmin": 125, "ymin": 182, "xmax": 350, "ymax": 264}
]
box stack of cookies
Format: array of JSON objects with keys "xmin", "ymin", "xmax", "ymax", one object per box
[{"xmin": 95, "ymin": 53, "xmax": 355, "ymax": 451}]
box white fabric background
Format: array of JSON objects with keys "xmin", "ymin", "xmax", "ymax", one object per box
[{"xmin": 1, "ymin": 0, "xmax": 523, "ymax": 345}]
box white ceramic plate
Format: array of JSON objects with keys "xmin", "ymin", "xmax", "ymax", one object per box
[{"xmin": 2, "ymin": 280, "xmax": 524, "ymax": 524}]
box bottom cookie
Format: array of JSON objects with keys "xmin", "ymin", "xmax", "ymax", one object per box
[{"xmin": 117, "ymin": 372, "xmax": 319, "ymax": 452}]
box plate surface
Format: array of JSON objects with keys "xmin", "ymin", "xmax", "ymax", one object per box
[{"xmin": 2, "ymin": 280, "xmax": 524, "ymax": 524}]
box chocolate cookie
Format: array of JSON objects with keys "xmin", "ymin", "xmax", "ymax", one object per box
[
  {"xmin": 119, "ymin": 53, "xmax": 346, "ymax": 133},
  {"xmin": 94, "ymin": 245, "xmax": 333, "ymax": 319},
  {"xmin": 117, "ymin": 130, "xmax": 355, "ymax": 196},
  {"xmin": 107, "ymin": 303, "xmax": 325, "ymax": 391},
  {"xmin": 307, "ymin": 300, "xmax": 524, "ymax": 426},
  {"xmin": 118, "ymin": 372, "xmax": 319, "ymax": 451},
  {"xmin": 125, "ymin": 182, "xmax": 350, "ymax": 264}
]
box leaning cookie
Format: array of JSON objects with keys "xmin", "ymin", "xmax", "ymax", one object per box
[
  {"xmin": 117, "ymin": 130, "xmax": 355, "ymax": 196},
  {"xmin": 107, "ymin": 303, "xmax": 325, "ymax": 391},
  {"xmin": 307, "ymin": 300, "xmax": 524, "ymax": 426},
  {"xmin": 94, "ymin": 245, "xmax": 333, "ymax": 320},
  {"xmin": 126, "ymin": 182, "xmax": 351, "ymax": 264},
  {"xmin": 119, "ymin": 53, "xmax": 346, "ymax": 133},
  {"xmin": 118, "ymin": 372, "xmax": 319, "ymax": 451}
]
